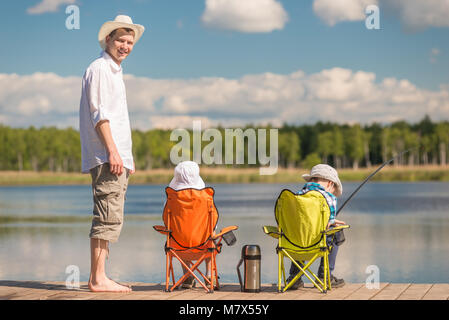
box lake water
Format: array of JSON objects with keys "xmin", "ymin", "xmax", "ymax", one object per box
[{"xmin": 1, "ymin": 182, "xmax": 449, "ymax": 285}]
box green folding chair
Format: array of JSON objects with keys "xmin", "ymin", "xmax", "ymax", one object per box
[{"xmin": 263, "ymin": 189, "xmax": 349, "ymax": 293}]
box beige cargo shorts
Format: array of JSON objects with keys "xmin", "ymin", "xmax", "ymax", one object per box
[{"xmin": 89, "ymin": 163, "xmax": 129, "ymax": 243}]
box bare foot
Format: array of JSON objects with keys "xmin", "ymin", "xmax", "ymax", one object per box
[{"xmin": 88, "ymin": 277, "xmax": 132, "ymax": 293}]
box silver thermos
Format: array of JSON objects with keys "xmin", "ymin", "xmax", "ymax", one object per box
[{"xmin": 237, "ymin": 245, "xmax": 261, "ymax": 292}]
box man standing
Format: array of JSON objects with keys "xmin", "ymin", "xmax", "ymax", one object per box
[{"xmin": 79, "ymin": 15, "xmax": 144, "ymax": 292}]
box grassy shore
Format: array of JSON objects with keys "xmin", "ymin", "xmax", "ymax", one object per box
[{"xmin": 0, "ymin": 165, "xmax": 449, "ymax": 186}]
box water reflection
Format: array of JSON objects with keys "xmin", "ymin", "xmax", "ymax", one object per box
[{"xmin": 0, "ymin": 182, "xmax": 449, "ymax": 283}]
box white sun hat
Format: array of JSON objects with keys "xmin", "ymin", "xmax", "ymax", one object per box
[
  {"xmin": 169, "ymin": 161, "xmax": 206, "ymax": 191},
  {"xmin": 302, "ymin": 164, "xmax": 343, "ymax": 197},
  {"xmin": 98, "ymin": 15, "xmax": 145, "ymax": 50}
]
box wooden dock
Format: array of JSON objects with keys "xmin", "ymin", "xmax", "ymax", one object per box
[{"xmin": 1, "ymin": 281, "xmax": 448, "ymax": 300}]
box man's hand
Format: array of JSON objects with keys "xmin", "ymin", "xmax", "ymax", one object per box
[
  {"xmin": 108, "ymin": 149, "xmax": 124, "ymax": 176},
  {"xmin": 95, "ymin": 120, "xmax": 123, "ymax": 176}
]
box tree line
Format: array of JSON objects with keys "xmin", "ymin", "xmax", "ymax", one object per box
[{"xmin": 0, "ymin": 116, "xmax": 448, "ymax": 172}]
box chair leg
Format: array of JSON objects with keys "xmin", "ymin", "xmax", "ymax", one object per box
[
  {"xmin": 323, "ymin": 253, "xmax": 328, "ymax": 293},
  {"xmin": 209, "ymin": 253, "xmax": 214, "ymax": 293},
  {"xmin": 170, "ymin": 258, "xmax": 176, "ymax": 288},
  {"xmin": 281, "ymin": 257, "xmax": 286, "ymax": 287},
  {"xmin": 171, "ymin": 252, "xmax": 210, "ymax": 292},
  {"xmin": 282, "ymin": 250, "xmax": 324, "ymax": 293},
  {"xmin": 278, "ymin": 252, "xmax": 283, "ymax": 293},
  {"xmin": 165, "ymin": 253, "xmax": 171, "ymax": 292},
  {"xmin": 326, "ymin": 253, "xmax": 331, "ymax": 291},
  {"xmin": 214, "ymin": 256, "xmax": 220, "ymax": 290}
]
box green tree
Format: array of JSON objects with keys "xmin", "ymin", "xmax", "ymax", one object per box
[
  {"xmin": 435, "ymin": 122, "xmax": 449, "ymax": 166},
  {"xmin": 344, "ymin": 124, "xmax": 365, "ymax": 169},
  {"xmin": 382, "ymin": 127, "xmax": 405, "ymax": 166},
  {"xmin": 331, "ymin": 126, "xmax": 344, "ymax": 168},
  {"xmin": 302, "ymin": 152, "xmax": 321, "ymax": 169},
  {"xmin": 317, "ymin": 131, "xmax": 333, "ymax": 163},
  {"xmin": 403, "ymin": 128, "xmax": 419, "ymax": 166},
  {"xmin": 278, "ymin": 131, "xmax": 300, "ymax": 168}
]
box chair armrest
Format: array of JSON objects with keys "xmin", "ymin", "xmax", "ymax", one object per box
[
  {"xmin": 263, "ymin": 226, "xmax": 281, "ymax": 239},
  {"xmin": 153, "ymin": 225, "xmax": 171, "ymax": 235},
  {"xmin": 211, "ymin": 226, "xmax": 238, "ymax": 240},
  {"xmin": 322, "ymin": 224, "xmax": 350, "ymax": 235}
]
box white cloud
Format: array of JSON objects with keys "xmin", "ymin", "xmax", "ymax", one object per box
[
  {"xmin": 201, "ymin": 0, "xmax": 288, "ymax": 33},
  {"xmin": 313, "ymin": 0, "xmax": 449, "ymax": 31},
  {"xmin": 0, "ymin": 72, "xmax": 80, "ymax": 127},
  {"xmin": 384, "ymin": 0, "xmax": 449, "ymax": 31},
  {"xmin": 27, "ymin": 0, "xmax": 76, "ymax": 15},
  {"xmin": 313, "ymin": 0, "xmax": 377, "ymax": 26},
  {"xmin": 305, "ymin": 68, "xmax": 378, "ymax": 101},
  {"xmin": 17, "ymin": 95, "xmax": 51, "ymax": 116},
  {"xmin": 1, "ymin": 69, "xmax": 448, "ymax": 130}
]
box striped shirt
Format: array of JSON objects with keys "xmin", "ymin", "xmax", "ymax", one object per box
[{"xmin": 298, "ymin": 182, "xmax": 337, "ymax": 225}]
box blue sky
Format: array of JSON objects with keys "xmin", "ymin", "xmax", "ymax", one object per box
[{"xmin": 1, "ymin": 0, "xmax": 448, "ymax": 129}]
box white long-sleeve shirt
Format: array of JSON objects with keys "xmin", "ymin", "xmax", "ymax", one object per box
[{"xmin": 79, "ymin": 51, "xmax": 134, "ymax": 173}]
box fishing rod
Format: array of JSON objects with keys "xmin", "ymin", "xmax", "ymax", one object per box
[{"xmin": 336, "ymin": 148, "xmax": 414, "ymax": 215}]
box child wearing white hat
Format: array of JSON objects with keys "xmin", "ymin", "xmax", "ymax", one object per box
[
  {"xmin": 169, "ymin": 161, "xmax": 206, "ymax": 190},
  {"xmin": 287, "ymin": 164, "xmax": 347, "ymax": 289},
  {"xmin": 168, "ymin": 161, "xmax": 209, "ymax": 289}
]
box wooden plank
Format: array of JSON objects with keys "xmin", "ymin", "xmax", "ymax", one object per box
[
  {"xmin": 255, "ymin": 286, "xmax": 282, "ymax": 300},
  {"xmin": 49, "ymin": 285, "xmax": 123, "ymax": 300},
  {"xmin": 0, "ymin": 288, "xmax": 34, "ymax": 299},
  {"xmin": 119, "ymin": 294, "xmax": 163, "ymax": 300},
  {"xmin": 422, "ymin": 284, "xmax": 449, "ymax": 300},
  {"xmin": 9, "ymin": 288, "xmax": 63, "ymax": 300},
  {"xmin": 49, "ymin": 292, "xmax": 95, "ymax": 300},
  {"xmin": 371, "ymin": 283, "xmax": 411, "ymax": 300},
  {"xmin": 0, "ymin": 280, "xmax": 61, "ymax": 299},
  {"xmin": 86, "ymin": 292, "xmax": 134, "ymax": 300},
  {"xmin": 237, "ymin": 284, "xmax": 280, "ymax": 300},
  {"xmin": 246, "ymin": 284, "xmax": 284, "ymax": 300},
  {"xmin": 194, "ymin": 284, "xmax": 241, "ymax": 300},
  {"xmin": 16, "ymin": 281, "xmax": 91, "ymax": 300},
  {"xmin": 218, "ymin": 290, "xmax": 257, "ymax": 300},
  {"xmin": 84, "ymin": 282, "xmax": 180, "ymax": 300},
  {"xmin": 321, "ymin": 283, "xmax": 365, "ymax": 300},
  {"xmin": 217, "ymin": 286, "xmax": 254, "ymax": 300},
  {"xmin": 132, "ymin": 283, "xmax": 201, "ymax": 300},
  {"xmin": 2, "ymin": 281, "xmax": 449, "ymax": 300},
  {"xmin": 167, "ymin": 287, "xmax": 213, "ymax": 300},
  {"xmin": 52, "ymin": 282, "xmax": 146, "ymax": 300},
  {"xmin": 2, "ymin": 288, "xmax": 45, "ymax": 300},
  {"xmin": 344, "ymin": 282, "xmax": 389, "ymax": 300},
  {"xmin": 265, "ymin": 289, "xmax": 307, "ymax": 300},
  {"xmin": 397, "ymin": 284, "xmax": 433, "ymax": 300},
  {"xmin": 195, "ymin": 283, "xmax": 280, "ymax": 301},
  {"xmin": 294, "ymin": 284, "xmax": 328, "ymax": 300}
]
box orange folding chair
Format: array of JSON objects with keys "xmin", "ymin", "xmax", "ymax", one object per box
[{"xmin": 153, "ymin": 187, "xmax": 238, "ymax": 293}]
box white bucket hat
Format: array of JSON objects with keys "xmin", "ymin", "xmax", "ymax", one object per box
[
  {"xmin": 169, "ymin": 161, "xmax": 205, "ymax": 191},
  {"xmin": 302, "ymin": 164, "xmax": 343, "ymax": 197},
  {"xmin": 98, "ymin": 15, "xmax": 145, "ymax": 50}
]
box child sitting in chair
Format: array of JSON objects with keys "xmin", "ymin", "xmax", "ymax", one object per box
[
  {"xmin": 168, "ymin": 160, "xmax": 209, "ymax": 289},
  {"xmin": 287, "ymin": 164, "xmax": 346, "ymax": 289}
]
